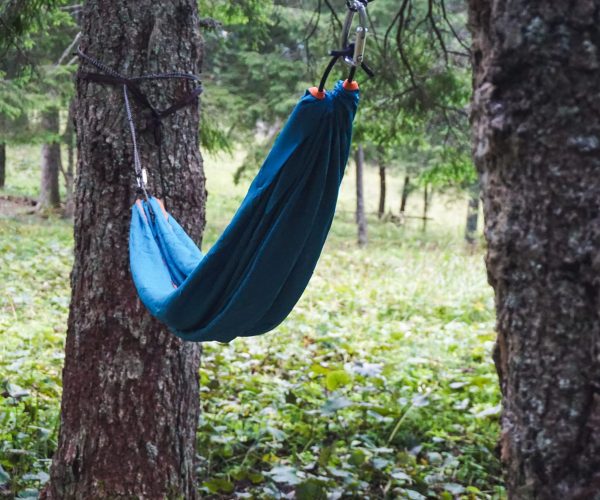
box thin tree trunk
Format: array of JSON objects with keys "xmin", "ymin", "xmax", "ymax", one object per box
[
  {"xmin": 38, "ymin": 108, "xmax": 61, "ymax": 210},
  {"xmin": 421, "ymin": 183, "xmax": 429, "ymax": 232},
  {"xmin": 63, "ymin": 99, "xmax": 75, "ymax": 217},
  {"xmin": 44, "ymin": 1, "xmax": 205, "ymax": 498},
  {"xmin": 355, "ymin": 144, "xmax": 368, "ymax": 247},
  {"xmin": 470, "ymin": 1, "xmax": 600, "ymax": 497},
  {"xmin": 400, "ymin": 175, "xmax": 410, "ymax": 214},
  {"xmin": 0, "ymin": 142, "xmax": 5, "ymax": 189},
  {"xmin": 378, "ymin": 164, "xmax": 386, "ymax": 219},
  {"xmin": 465, "ymin": 182, "xmax": 479, "ymax": 245}
]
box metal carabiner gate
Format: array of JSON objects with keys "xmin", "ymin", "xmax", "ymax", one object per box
[{"xmin": 340, "ymin": 0, "xmax": 368, "ymax": 69}]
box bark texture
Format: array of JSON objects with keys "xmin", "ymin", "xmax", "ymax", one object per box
[
  {"xmin": 38, "ymin": 108, "xmax": 61, "ymax": 210},
  {"xmin": 355, "ymin": 144, "xmax": 368, "ymax": 247},
  {"xmin": 469, "ymin": 1, "xmax": 600, "ymax": 498},
  {"xmin": 45, "ymin": 1, "xmax": 205, "ymax": 498},
  {"xmin": 0, "ymin": 142, "xmax": 5, "ymax": 188}
]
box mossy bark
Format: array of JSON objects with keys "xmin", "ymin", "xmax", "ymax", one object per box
[
  {"xmin": 469, "ymin": 1, "xmax": 600, "ymax": 497},
  {"xmin": 44, "ymin": 0, "xmax": 205, "ymax": 498}
]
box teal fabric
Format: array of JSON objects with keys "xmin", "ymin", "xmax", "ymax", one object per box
[{"xmin": 129, "ymin": 81, "xmax": 359, "ymax": 342}]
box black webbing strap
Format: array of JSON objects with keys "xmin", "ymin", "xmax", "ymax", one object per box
[{"xmin": 76, "ymin": 48, "xmax": 203, "ymax": 202}]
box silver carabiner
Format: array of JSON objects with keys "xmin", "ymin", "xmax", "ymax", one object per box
[{"xmin": 340, "ymin": 1, "xmax": 368, "ymax": 68}]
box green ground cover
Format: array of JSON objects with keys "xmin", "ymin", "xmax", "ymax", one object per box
[{"xmin": 0, "ymin": 148, "xmax": 503, "ymax": 498}]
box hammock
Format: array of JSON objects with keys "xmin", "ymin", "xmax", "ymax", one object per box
[
  {"xmin": 78, "ymin": 0, "xmax": 371, "ymax": 342},
  {"xmin": 130, "ymin": 81, "xmax": 359, "ymax": 342}
]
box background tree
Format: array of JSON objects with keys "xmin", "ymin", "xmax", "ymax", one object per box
[
  {"xmin": 470, "ymin": 0, "xmax": 600, "ymax": 496},
  {"xmin": 43, "ymin": 0, "xmax": 205, "ymax": 497},
  {"xmin": 355, "ymin": 144, "xmax": 368, "ymax": 247},
  {"xmin": 0, "ymin": 3, "xmax": 77, "ymax": 210},
  {"xmin": 37, "ymin": 109, "xmax": 61, "ymax": 210}
]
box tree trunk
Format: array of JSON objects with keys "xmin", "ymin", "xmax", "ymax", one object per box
[
  {"xmin": 421, "ymin": 183, "xmax": 429, "ymax": 232},
  {"xmin": 63, "ymin": 99, "xmax": 76, "ymax": 217},
  {"xmin": 378, "ymin": 164, "xmax": 386, "ymax": 219},
  {"xmin": 355, "ymin": 144, "xmax": 368, "ymax": 247},
  {"xmin": 44, "ymin": 1, "xmax": 205, "ymax": 498},
  {"xmin": 0, "ymin": 142, "xmax": 5, "ymax": 189},
  {"xmin": 464, "ymin": 182, "xmax": 479, "ymax": 245},
  {"xmin": 38, "ymin": 108, "xmax": 61, "ymax": 210},
  {"xmin": 470, "ymin": 1, "xmax": 600, "ymax": 498},
  {"xmin": 400, "ymin": 175, "xmax": 410, "ymax": 214}
]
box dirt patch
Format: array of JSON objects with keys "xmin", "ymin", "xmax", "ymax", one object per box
[{"xmin": 0, "ymin": 195, "xmax": 37, "ymax": 217}]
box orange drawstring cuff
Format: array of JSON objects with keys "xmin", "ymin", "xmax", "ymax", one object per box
[
  {"xmin": 308, "ymin": 87, "xmax": 326, "ymax": 100},
  {"xmin": 343, "ymin": 79, "xmax": 359, "ymax": 91}
]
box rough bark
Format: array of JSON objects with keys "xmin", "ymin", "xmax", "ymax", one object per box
[
  {"xmin": 44, "ymin": 1, "xmax": 205, "ymax": 498},
  {"xmin": 0, "ymin": 142, "xmax": 5, "ymax": 188},
  {"xmin": 400, "ymin": 175, "xmax": 410, "ymax": 214},
  {"xmin": 469, "ymin": 1, "xmax": 600, "ymax": 498},
  {"xmin": 465, "ymin": 182, "xmax": 480, "ymax": 245},
  {"xmin": 38, "ymin": 108, "xmax": 61, "ymax": 210},
  {"xmin": 355, "ymin": 144, "xmax": 368, "ymax": 247},
  {"xmin": 378, "ymin": 164, "xmax": 386, "ymax": 219}
]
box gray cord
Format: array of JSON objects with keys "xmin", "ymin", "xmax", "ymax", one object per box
[{"xmin": 123, "ymin": 85, "xmax": 150, "ymax": 200}]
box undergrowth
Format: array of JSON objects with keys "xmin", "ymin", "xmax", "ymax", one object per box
[{"xmin": 0, "ymin": 150, "xmax": 503, "ymax": 498}]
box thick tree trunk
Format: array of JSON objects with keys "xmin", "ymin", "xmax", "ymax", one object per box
[
  {"xmin": 355, "ymin": 144, "xmax": 368, "ymax": 247},
  {"xmin": 38, "ymin": 108, "xmax": 61, "ymax": 210},
  {"xmin": 378, "ymin": 164, "xmax": 386, "ymax": 219},
  {"xmin": 465, "ymin": 182, "xmax": 479, "ymax": 245},
  {"xmin": 44, "ymin": 1, "xmax": 205, "ymax": 498},
  {"xmin": 470, "ymin": 1, "xmax": 600, "ymax": 498},
  {"xmin": 400, "ymin": 175, "xmax": 410, "ymax": 215},
  {"xmin": 0, "ymin": 142, "xmax": 5, "ymax": 189}
]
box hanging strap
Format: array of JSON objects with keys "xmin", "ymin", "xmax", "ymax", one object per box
[{"xmin": 76, "ymin": 48, "xmax": 203, "ymax": 202}]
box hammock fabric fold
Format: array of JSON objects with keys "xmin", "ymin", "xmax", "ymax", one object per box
[{"xmin": 129, "ymin": 80, "xmax": 359, "ymax": 342}]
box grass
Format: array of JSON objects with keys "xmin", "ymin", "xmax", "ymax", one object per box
[{"xmin": 0, "ymin": 145, "xmax": 503, "ymax": 499}]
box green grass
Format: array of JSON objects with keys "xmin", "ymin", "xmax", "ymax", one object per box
[{"xmin": 0, "ymin": 147, "xmax": 503, "ymax": 498}]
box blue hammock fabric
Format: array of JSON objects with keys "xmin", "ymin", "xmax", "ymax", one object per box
[{"xmin": 129, "ymin": 80, "xmax": 359, "ymax": 342}]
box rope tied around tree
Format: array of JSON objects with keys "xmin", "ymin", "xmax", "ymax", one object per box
[{"xmin": 75, "ymin": 48, "xmax": 203, "ymax": 209}]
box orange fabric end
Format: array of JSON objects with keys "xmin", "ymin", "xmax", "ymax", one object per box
[
  {"xmin": 309, "ymin": 87, "xmax": 326, "ymax": 100},
  {"xmin": 135, "ymin": 200, "xmax": 148, "ymax": 223},
  {"xmin": 155, "ymin": 198, "xmax": 169, "ymax": 221},
  {"xmin": 343, "ymin": 80, "xmax": 359, "ymax": 91}
]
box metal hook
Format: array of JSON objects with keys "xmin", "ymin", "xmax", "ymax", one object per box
[{"xmin": 340, "ymin": 1, "xmax": 368, "ymax": 68}]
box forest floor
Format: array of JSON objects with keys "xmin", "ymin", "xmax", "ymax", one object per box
[{"xmin": 0, "ymin": 146, "xmax": 504, "ymax": 499}]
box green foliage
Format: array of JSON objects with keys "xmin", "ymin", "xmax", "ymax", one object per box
[
  {"xmin": 200, "ymin": 0, "xmax": 311, "ymax": 159},
  {"xmin": 0, "ymin": 217, "xmax": 69, "ymax": 498},
  {"xmin": 197, "ymin": 213, "xmax": 503, "ymax": 498},
  {"xmin": 355, "ymin": 0, "xmax": 475, "ymax": 191},
  {"xmin": 1, "ymin": 150, "xmax": 502, "ymax": 498},
  {"xmin": 0, "ymin": 0, "xmax": 65, "ymax": 50},
  {"xmin": 0, "ymin": 2, "xmax": 77, "ymax": 145}
]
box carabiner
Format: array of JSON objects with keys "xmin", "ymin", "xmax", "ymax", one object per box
[{"xmin": 340, "ymin": 0, "xmax": 368, "ymax": 68}]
